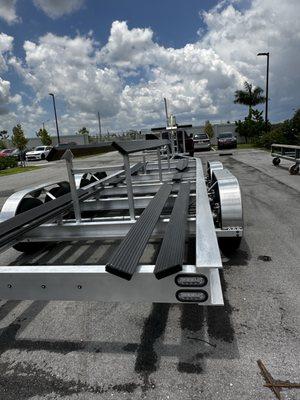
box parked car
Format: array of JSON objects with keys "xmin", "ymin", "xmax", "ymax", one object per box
[
  {"xmin": 26, "ymin": 146, "xmax": 52, "ymax": 161},
  {"xmin": 193, "ymin": 133, "xmax": 211, "ymax": 151},
  {"xmin": 11, "ymin": 148, "xmax": 27, "ymax": 161},
  {"xmin": 217, "ymin": 132, "xmax": 237, "ymax": 149},
  {"xmin": 0, "ymin": 149, "xmax": 14, "ymax": 157}
]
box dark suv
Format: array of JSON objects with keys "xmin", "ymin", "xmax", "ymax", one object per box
[{"xmin": 217, "ymin": 132, "xmax": 237, "ymax": 149}]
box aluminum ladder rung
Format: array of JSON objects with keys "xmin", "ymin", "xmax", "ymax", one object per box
[
  {"xmin": 154, "ymin": 182, "xmax": 190, "ymax": 279},
  {"xmin": 105, "ymin": 183, "xmax": 172, "ymax": 280}
]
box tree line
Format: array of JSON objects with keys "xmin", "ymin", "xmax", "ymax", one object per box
[
  {"xmin": 234, "ymin": 81, "xmax": 300, "ymax": 147},
  {"xmin": 0, "ymin": 125, "xmax": 52, "ymax": 150}
]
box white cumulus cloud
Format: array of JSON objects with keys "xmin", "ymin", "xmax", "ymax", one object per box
[
  {"xmin": 12, "ymin": 33, "xmax": 122, "ymax": 120},
  {"xmin": 0, "ymin": 0, "xmax": 19, "ymax": 24},
  {"xmin": 33, "ymin": 0, "xmax": 85, "ymax": 19},
  {"xmin": 0, "ymin": 33, "xmax": 14, "ymax": 114}
]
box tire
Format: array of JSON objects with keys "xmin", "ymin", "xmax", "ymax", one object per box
[
  {"xmin": 90, "ymin": 171, "xmax": 107, "ymax": 183},
  {"xmin": 80, "ymin": 178, "xmax": 91, "ymax": 188},
  {"xmin": 218, "ymin": 237, "xmax": 242, "ymax": 256},
  {"xmin": 13, "ymin": 197, "xmax": 46, "ymax": 254},
  {"xmin": 272, "ymin": 157, "xmax": 281, "ymax": 166},
  {"xmin": 41, "ymin": 153, "xmax": 45, "ymax": 160},
  {"xmin": 289, "ymin": 164, "xmax": 299, "ymax": 175},
  {"xmin": 45, "ymin": 186, "xmax": 70, "ymax": 202}
]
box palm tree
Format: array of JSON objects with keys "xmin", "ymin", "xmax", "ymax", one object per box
[{"xmin": 234, "ymin": 81, "xmax": 266, "ymax": 118}]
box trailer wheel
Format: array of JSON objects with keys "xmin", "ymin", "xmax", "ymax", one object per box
[
  {"xmin": 272, "ymin": 157, "xmax": 281, "ymax": 166},
  {"xmin": 289, "ymin": 164, "xmax": 299, "ymax": 175},
  {"xmin": 13, "ymin": 197, "xmax": 46, "ymax": 254},
  {"xmin": 45, "ymin": 185, "xmax": 70, "ymax": 202},
  {"xmin": 90, "ymin": 171, "xmax": 107, "ymax": 183},
  {"xmin": 218, "ymin": 237, "xmax": 242, "ymax": 255},
  {"xmin": 80, "ymin": 178, "xmax": 91, "ymax": 187}
]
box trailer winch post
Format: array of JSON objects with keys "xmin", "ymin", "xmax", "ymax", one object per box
[
  {"xmin": 182, "ymin": 130, "xmax": 186, "ymax": 154},
  {"xmin": 62, "ymin": 149, "xmax": 81, "ymax": 222}
]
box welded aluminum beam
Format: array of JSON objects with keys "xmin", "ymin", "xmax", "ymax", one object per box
[
  {"xmin": 100, "ymin": 182, "xmax": 196, "ymax": 196},
  {"xmin": 131, "ymin": 172, "xmax": 195, "ymax": 182},
  {"xmin": 20, "ymin": 220, "xmax": 242, "ymax": 242},
  {"xmin": 0, "ymin": 264, "xmax": 223, "ymax": 305},
  {"xmin": 80, "ymin": 193, "xmax": 195, "ymax": 212},
  {"xmin": 196, "ymin": 158, "xmax": 222, "ymax": 269}
]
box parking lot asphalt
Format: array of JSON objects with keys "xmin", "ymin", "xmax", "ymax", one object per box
[{"xmin": 0, "ymin": 149, "xmax": 299, "ymax": 400}]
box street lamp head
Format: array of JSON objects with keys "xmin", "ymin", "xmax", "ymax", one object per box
[
  {"xmin": 257, "ymin": 52, "xmax": 269, "ymax": 56},
  {"xmin": 49, "ymin": 93, "xmax": 54, "ymax": 97}
]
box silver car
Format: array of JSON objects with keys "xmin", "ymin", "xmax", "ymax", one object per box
[{"xmin": 193, "ymin": 133, "xmax": 211, "ymax": 151}]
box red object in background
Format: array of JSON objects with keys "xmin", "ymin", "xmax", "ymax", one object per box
[{"xmin": 0, "ymin": 149, "xmax": 14, "ymax": 157}]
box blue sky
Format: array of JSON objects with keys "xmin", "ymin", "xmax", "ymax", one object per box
[{"xmin": 0, "ymin": 0, "xmax": 299, "ymax": 137}]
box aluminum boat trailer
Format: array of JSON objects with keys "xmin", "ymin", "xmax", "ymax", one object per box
[
  {"xmin": 0, "ymin": 140, "xmax": 243, "ymax": 305},
  {"xmin": 271, "ymin": 143, "xmax": 300, "ymax": 174}
]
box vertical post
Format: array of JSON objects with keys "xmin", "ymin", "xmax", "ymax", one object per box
[
  {"xmin": 164, "ymin": 97, "xmax": 169, "ymax": 126},
  {"xmin": 166, "ymin": 145, "xmax": 171, "ymax": 171},
  {"xmin": 98, "ymin": 112, "xmax": 102, "ymax": 139},
  {"xmin": 62, "ymin": 149, "xmax": 81, "ymax": 222},
  {"xmin": 170, "ymin": 129, "xmax": 175, "ymax": 156},
  {"xmin": 157, "ymin": 147, "xmax": 163, "ymax": 182},
  {"xmin": 142, "ymin": 152, "xmax": 147, "ymax": 173},
  {"xmin": 257, "ymin": 52, "xmax": 270, "ymax": 132},
  {"xmin": 49, "ymin": 93, "xmax": 60, "ymax": 145},
  {"xmin": 265, "ymin": 53, "xmax": 269, "ymax": 132},
  {"xmin": 123, "ymin": 154, "xmax": 135, "ymax": 220},
  {"xmin": 182, "ymin": 130, "xmax": 186, "ymax": 154}
]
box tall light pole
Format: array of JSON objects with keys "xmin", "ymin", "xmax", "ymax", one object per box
[
  {"xmin": 49, "ymin": 93, "xmax": 61, "ymax": 145},
  {"xmin": 164, "ymin": 97, "xmax": 169, "ymax": 126},
  {"xmin": 97, "ymin": 111, "xmax": 102, "ymax": 138},
  {"xmin": 257, "ymin": 52, "xmax": 270, "ymax": 131}
]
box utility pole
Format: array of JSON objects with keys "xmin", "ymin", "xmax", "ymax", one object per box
[
  {"xmin": 97, "ymin": 111, "xmax": 102, "ymax": 138},
  {"xmin": 164, "ymin": 97, "xmax": 169, "ymax": 126},
  {"xmin": 49, "ymin": 93, "xmax": 61, "ymax": 145},
  {"xmin": 257, "ymin": 52, "xmax": 270, "ymax": 131}
]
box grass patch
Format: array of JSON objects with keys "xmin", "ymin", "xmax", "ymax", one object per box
[{"xmin": 0, "ymin": 166, "xmax": 41, "ymax": 176}]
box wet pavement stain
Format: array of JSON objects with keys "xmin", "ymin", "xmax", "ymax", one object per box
[
  {"xmin": 206, "ymin": 271, "xmax": 235, "ymax": 343},
  {"xmin": 177, "ymin": 305, "xmax": 205, "ymax": 374},
  {"xmin": 134, "ymin": 303, "xmax": 170, "ymax": 391},
  {"xmin": 223, "ymin": 249, "xmax": 249, "ymax": 267},
  {"xmin": 0, "ymin": 361, "xmax": 141, "ymax": 399}
]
